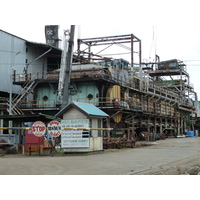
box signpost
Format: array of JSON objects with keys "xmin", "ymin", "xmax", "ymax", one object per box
[
  {"xmin": 47, "ymin": 121, "xmax": 61, "ymax": 137},
  {"xmin": 32, "ymin": 121, "xmax": 46, "ymax": 137}
]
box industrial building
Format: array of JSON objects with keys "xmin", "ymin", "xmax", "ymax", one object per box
[{"xmin": 0, "ymin": 26, "xmax": 198, "ymax": 152}]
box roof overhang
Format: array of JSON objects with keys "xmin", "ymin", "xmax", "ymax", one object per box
[
  {"xmin": 0, "ymin": 113, "xmax": 60, "ymax": 122},
  {"xmin": 26, "ymin": 41, "xmax": 62, "ymax": 55}
]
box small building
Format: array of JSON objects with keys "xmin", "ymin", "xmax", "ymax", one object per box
[{"xmin": 56, "ymin": 102, "xmax": 109, "ymax": 153}]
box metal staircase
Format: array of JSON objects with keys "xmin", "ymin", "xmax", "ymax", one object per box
[
  {"xmin": 6, "ymin": 98, "xmax": 24, "ymax": 115},
  {"xmin": 8, "ymin": 80, "xmax": 39, "ymax": 115}
]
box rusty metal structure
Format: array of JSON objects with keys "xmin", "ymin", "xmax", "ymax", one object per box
[
  {"xmin": 72, "ymin": 34, "xmax": 196, "ymax": 146},
  {"xmin": 77, "ymin": 34, "xmax": 142, "ymax": 67},
  {"xmin": 0, "ymin": 31, "xmax": 197, "ymax": 149}
]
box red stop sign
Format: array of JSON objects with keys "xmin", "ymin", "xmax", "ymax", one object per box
[{"xmin": 32, "ymin": 121, "xmax": 46, "ymax": 137}]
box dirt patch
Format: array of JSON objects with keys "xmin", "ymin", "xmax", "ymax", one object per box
[
  {"xmin": 1, "ymin": 137, "xmax": 200, "ymax": 175},
  {"xmin": 132, "ymin": 154, "xmax": 200, "ymax": 175}
]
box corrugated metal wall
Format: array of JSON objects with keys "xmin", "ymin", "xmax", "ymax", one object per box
[
  {"xmin": 36, "ymin": 84, "xmax": 57, "ymax": 108},
  {"xmin": 0, "ymin": 30, "xmax": 48, "ymax": 97},
  {"xmin": 69, "ymin": 83, "xmax": 99, "ymax": 104},
  {"xmin": 0, "ymin": 30, "xmax": 26, "ymax": 94},
  {"xmin": 106, "ymin": 85, "xmax": 121, "ymax": 101},
  {"xmin": 26, "ymin": 44, "xmax": 47, "ymax": 75}
]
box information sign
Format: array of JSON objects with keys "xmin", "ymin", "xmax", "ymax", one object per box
[
  {"xmin": 32, "ymin": 121, "xmax": 46, "ymax": 137},
  {"xmin": 47, "ymin": 121, "xmax": 61, "ymax": 137},
  {"xmin": 61, "ymin": 119, "xmax": 90, "ymax": 148}
]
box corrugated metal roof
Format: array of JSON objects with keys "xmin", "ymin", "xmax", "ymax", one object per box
[
  {"xmin": 73, "ymin": 102, "xmax": 109, "ymax": 117},
  {"xmin": 0, "ymin": 29, "xmax": 26, "ymax": 41},
  {"xmin": 0, "ymin": 30, "xmax": 62, "ymax": 51},
  {"xmin": 55, "ymin": 102, "xmax": 109, "ymax": 118}
]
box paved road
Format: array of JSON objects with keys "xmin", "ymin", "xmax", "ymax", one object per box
[{"xmin": 0, "ymin": 137, "xmax": 200, "ymax": 175}]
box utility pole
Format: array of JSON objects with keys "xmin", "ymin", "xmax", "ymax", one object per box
[{"xmin": 61, "ymin": 25, "xmax": 75, "ymax": 109}]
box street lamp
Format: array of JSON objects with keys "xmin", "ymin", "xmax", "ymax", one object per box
[{"xmin": 9, "ymin": 51, "xmax": 20, "ymax": 115}]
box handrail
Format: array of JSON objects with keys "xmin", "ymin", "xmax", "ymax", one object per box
[
  {"xmin": 18, "ymin": 97, "xmax": 177, "ymax": 116},
  {"xmin": 13, "ymin": 69, "xmax": 193, "ymax": 108}
]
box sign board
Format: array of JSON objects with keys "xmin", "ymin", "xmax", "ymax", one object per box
[
  {"xmin": 61, "ymin": 119, "xmax": 90, "ymax": 148},
  {"xmin": 32, "ymin": 121, "xmax": 46, "ymax": 137},
  {"xmin": 47, "ymin": 121, "xmax": 61, "ymax": 137},
  {"xmin": 45, "ymin": 25, "xmax": 59, "ymax": 48}
]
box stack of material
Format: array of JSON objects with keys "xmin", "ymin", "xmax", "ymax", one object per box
[{"xmin": 103, "ymin": 136, "xmax": 135, "ymax": 149}]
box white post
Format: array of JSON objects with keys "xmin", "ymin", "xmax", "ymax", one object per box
[
  {"xmin": 0, "ymin": 110, "xmax": 3, "ymax": 134},
  {"xmin": 9, "ymin": 51, "xmax": 20, "ymax": 115}
]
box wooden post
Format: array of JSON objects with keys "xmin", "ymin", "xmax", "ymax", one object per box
[{"xmin": 29, "ymin": 145, "xmax": 31, "ymax": 156}]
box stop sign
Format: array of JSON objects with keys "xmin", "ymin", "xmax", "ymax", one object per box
[
  {"xmin": 32, "ymin": 121, "xmax": 46, "ymax": 137},
  {"xmin": 47, "ymin": 121, "xmax": 61, "ymax": 137}
]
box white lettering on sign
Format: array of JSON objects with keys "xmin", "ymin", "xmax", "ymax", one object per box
[{"xmin": 32, "ymin": 121, "xmax": 46, "ymax": 137}]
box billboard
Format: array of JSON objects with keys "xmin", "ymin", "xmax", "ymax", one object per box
[{"xmin": 45, "ymin": 25, "xmax": 59, "ymax": 48}]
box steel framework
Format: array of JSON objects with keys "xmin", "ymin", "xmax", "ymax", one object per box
[{"xmin": 77, "ymin": 34, "xmax": 142, "ymax": 67}]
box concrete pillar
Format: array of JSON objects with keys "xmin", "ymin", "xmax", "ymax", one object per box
[
  {"xmin": 132, "ymin": 115, "xmax": 135, "ymax": 138},
  {"xmin": 154, "ymin": 117, "xmax": 156, "ymax": 140},
  {"xmin": 180, "ymin": 112, "xmax": 184, "ymax": 135},
  {"xmin": 170, "ymin": 118, "xmax": 173, "ymax": 136},
  {"xmin": 0, "ymin": 110, "xmax": 3, "ymax": 135},
  {"xmin": 8, "ymin": 120, "xmax": 13, "ymax": 143},
  {"xmin": 165, "ymin": 118, "xmax": 167, "ymax": 136},
  {"xmin": 160, "ymin": 117, "xmax": 162, "ymax": 134},
  {"xmin": 183, "ymin": 114, "xmax": 187, "ymax": 134},
  {"xmin": 177, "ymin": 113, "xmax": 180, "ymax": 136},
  {"xmin": 147, "ymin": 115, "xmax": 150, "ymax": 132}
]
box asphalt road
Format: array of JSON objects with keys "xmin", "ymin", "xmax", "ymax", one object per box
[{"xmin": 1, "ymin": 137, "xmax": 200, "ymax": 175}]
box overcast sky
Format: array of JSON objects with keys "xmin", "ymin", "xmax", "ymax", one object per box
[{"xmin": 1, "ymin": 0, "xmax": 200, "ymax": 99}]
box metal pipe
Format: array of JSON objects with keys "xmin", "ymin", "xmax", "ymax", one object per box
[
  {"xmin": 139, "ymin": 40, "xmax": 142, "ymax": 68},
  {"xmin": 9, "ymin": 51, "xmax": 21, "ymax": 115},
  {"xmin": 26, "ymin": 47, "xmax": 52, "ymax": 70},
  {"xmin": 131, "ymin": 34, "xmax": 134, "ymax": 68}
]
